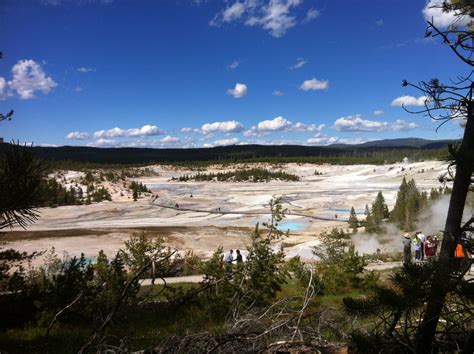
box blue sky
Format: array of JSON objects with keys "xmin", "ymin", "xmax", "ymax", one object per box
[{"xmin": 0, "ymin": 0, "xmax": 469, "ymax": 148}]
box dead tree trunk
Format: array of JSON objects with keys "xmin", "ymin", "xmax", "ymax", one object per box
[{"xmin": 416, "ymin": 83, "xmax": 474, "ymax": 352}]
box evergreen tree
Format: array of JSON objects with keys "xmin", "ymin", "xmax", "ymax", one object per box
[
  {"xmin": 372, "ymin": 191, "xmax": 389, "ymax": 230},
  {"xmin": 348, "ymin": 206, "xmax": 359, "ymax": 232},
  {"xmin": 364, "ymin": 209, "xmax": 376, "ymax": 234}
]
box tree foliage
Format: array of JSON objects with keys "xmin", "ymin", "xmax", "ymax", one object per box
[{"xmin": 0, "ymin": 143, "xmax": 45, "ymax": 229}]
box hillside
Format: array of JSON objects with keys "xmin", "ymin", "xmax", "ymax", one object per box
[{"xmin": 1, "ymin": 138, "xmax": 454, "ymax": 165}]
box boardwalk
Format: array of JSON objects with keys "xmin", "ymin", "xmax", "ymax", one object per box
[{"xmin": 151, "ymin": 201, "xmax": 346, "ymax": 223}]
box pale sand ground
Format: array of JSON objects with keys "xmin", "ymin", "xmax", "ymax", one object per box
[{"xmin": 1, "ymin": 160, "xmax": 452, "ymax": 263}]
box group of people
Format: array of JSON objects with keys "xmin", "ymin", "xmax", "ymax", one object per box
[
  {"xmin": 403, "ymin": 231, "xmax": 439, "ymax": 264},
  {"xmin": 224, "ymin": 249, "xmax": 243, "ymax": 273}
]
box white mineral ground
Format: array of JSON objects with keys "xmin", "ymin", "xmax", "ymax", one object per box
[{"xmin": 1, "ymin": 161, "xmax": 455, "ymax": 264}]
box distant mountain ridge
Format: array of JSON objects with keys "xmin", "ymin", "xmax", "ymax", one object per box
[
  {"xmin": 0, "ymin": 138, "xmax": 455, "ymax": 165},
  {"xmin": 330, "ymin": 137, "xmax": 455, "ymax": 149}
]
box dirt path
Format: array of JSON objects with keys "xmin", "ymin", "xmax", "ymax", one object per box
[{"xmin": 140, "ymin": 261, "xmax": 474, "ymax": 285}]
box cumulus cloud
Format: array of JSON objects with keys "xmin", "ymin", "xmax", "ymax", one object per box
[
  {"xmin": 211, "ymin": 0, "xmax": 316, "ymax": 38},
  {"xmin": 256, "ymin": 116, "xmax": 292, "ymax": 132},
  {"xmin": 333, "ymin": 115, "xmax": 419, "ymax": 132},
  {"xmin": 204, "ymin": 137, "xmax": 240, "ymax": 147},
  {"xmin": 373, "ymin": 110, "xmax": 384, "ymax": 117},
  {"xmin": 299, "ymin": 78, "xmax": 329, "ymax": 91},
  {"xmin": 391, "ymin": 95, "xmax": 429, "ymax": 107},
  {"xmin": 7, "ymin": 59, "xmax": 57, "ymax": 99},
  {"xmin": 289, "ymin": 58, "xmax": 307, "ymax": 69},
  {"xmin": 422, "ymin": 0, "xmax": 471, "ymax": 28},
  {"xmin": 293, "ymin": 122, "xmax": 325, "ymax": 133},
  {"xmin": 88, "ymin": 138, "xmax": 118, "ymax": 147},
  {"xmin": 201, "ymin": 120, "xmax": 244, "ymax": 133},
  {"xmin": 227, "ymin": 82, "xmax": 248, "ymax": 98},
  {"xmin": 307, "ymin": 134, "xmax": 368, "ymax": 146},
  {"xmin": 160, "ymin": 135, "xmax": 180, "ymax": 143},
  {"xmin": 66, "ymin": 131, "xmax": 90, "ymax": 140},
  {"xmin": 93, "ymin": 125, "xmax": 164, "ymax": 138},
  {"xmin": 77, "ymin": 67, "xmax": 95, "ymax": 73},
  {"xmin": 245, "ymin": 116, "xmax": 325, "ymax": 136},
  {"xmin": 272, "ymin": 90, "xmax": 284, "ymax": 96},
  {"xmin": 306, "ymin": 134, "xmax": 339, "ymax": 146}
]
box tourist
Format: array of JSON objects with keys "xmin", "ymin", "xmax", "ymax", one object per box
[
  {"xmin": 416, "ymin": 231, "xmax": 426, "ymax": 260},
  {"xmin": 236, "ymin": 249, "xmax": 243, "ymax": 265},
  {"xmin": 424, "ymin": 235, "xmax": 438, "ymax": 259},
  {"xmin": 403, "ymin": 233, "xmax": 412, "ymax": 265},
  {"xmin": 413, "ymin": 235, "xmax": 422, "ymax": 261},
  {"xmin": 454, "ymin": 242, "xmax": 466, "ymax": 273},
  {"xmin": 224, "ymin": 249, "xmax": 234, "ymax": 273}
]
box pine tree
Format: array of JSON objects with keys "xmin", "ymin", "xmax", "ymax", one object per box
[
  {"xmin": 390, "ymin": 177, "xmax": 409, "ymax": 228},
  {"xmin": 348, "ymin": 206, "xmax": 359, "ymax": 232},
  {"xmin": 372, "ymin": 191, "xmax": 389, "ymax": 222},
  {"xmin": 364, "ymin": 209, "xmax": 376, "ymax": 234}
]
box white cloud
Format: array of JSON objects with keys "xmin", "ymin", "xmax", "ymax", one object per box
[
  {"xmin": 227, "ymin": 82, "xmax": 248, "ymax": 98},
  {"xmin": 127, "ymin": 124, "xmax": 163, "ymax": 137},
  {"xmin": 74, "ymin": 86, "xmax": 83, "ymax": 92},
  {"xmin": 293, "ymin": 122, "xmax": 325, "ymax": 133},
  {"xmin": 256, "ymin": 116, "xmax": 292, "ymax": 132},
  {"xmin": 201, "ymin": 120, "xmax": 244, "ymax": 133},
  {"xmin": 93, "ymin": 124, "xmax": 163, "ymax": 138},
  {"xmin": 88, "ymin": 138, "xmax": 118, "ymax": 147},
  {"xmin": 391, "ymin": 95, "xmax": 429, "ymax": 106},
  {"xmin": 180, "ymin": 127, "xmax": 193, "ymax": 133},
  {"xmin": 333, "ymin": 115, "xmax": 419, "ymax": 132},
  {"xmin": 289, "ymin": 58, "xmax": 307, "ymax": 69},
  {"xmin": 373, "ymin": 110, "xmax": 384, "ymax": 117},
  {"xmin": 211, "ymin": 0, "xmax": 312, "ymax": 38},
  {"xmin": 222, "ymin": 2, "xmax": 246, "ymax": 22},
  {"xmin": 272, "ymin": 90, "xmax": 284, "ymax": 96},
  {"xmin": 306, "ymin": 134, "xmax": 339, "ymax": 146},
  {"xmin": 205, "ymin": 137, "xmax": 240, "ymax": 147},
  {"xmin": 7, "ymin": 59, "xmax": 57, "ymax": 99},
  {"xmin": 299, "ymin": 78, "xmax": 329, "ymax": 91},
  {"xmin": 306, "ymin": 134, "xmax": 369, "ymax": 146},
  {"xmin": 228, "ymin": 60, "xmax": 240, "ymax": 69},
  {"xmin": 160, "ymin": 135, "xmax": 180, "ymax": 143},
  {"xmin": 375, "ymin": 19, "xmax": 384, "ymax": 26},
  {"xmin": 66, "ymin": 131, "xmax": 90, "ymax": 140},
  {"xmin": 0, "ymin": 77, "xmax": 6, "ymax": 98},
  {"xmin": 422, "ymin": 0, "xmax": 471, "ymax": 28},
  {"xmin": 246, "ymin": 116, "xmax": 326, "ymax": 136},
  {"xmin": 77, "ymin": 67, "xmax": 95, "ymax": 73},
  {"xmin": 303, "ymin": 8, "xmax": 319, "ymax": 24}
]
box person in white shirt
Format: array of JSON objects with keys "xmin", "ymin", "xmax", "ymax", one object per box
[
  {"xmin": 224, "ymin": 249, "xmax": 234, "ymax": 273},
  {"xmin": 417, "ymin": 231, "xmax": 426, "ymax": 260}
]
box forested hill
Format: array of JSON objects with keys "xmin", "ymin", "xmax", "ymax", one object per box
[{"xmin": 2, "ymin": 138, "xmax": 454, "ymax": 166}]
